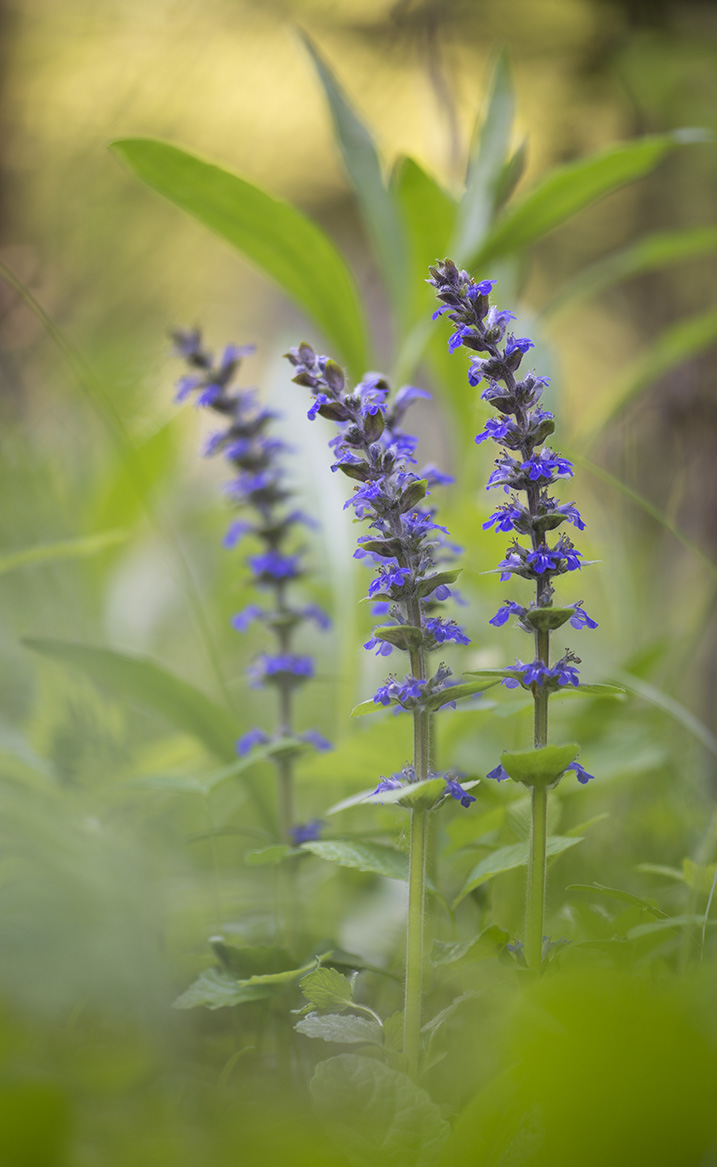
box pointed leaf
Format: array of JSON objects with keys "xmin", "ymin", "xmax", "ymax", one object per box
[
  {"xmin": 567, "ymin": 883, "xmax": 669, "ymax": 918},
  {"xmin": 578, "ymin": 306, "xmax": 717, "ymax": 446},
  {"xmin": 211, "ymin": 941, "xmax": 295, "ymax": 978},
  {"xmin": 426, "ymin": 679, "xmax": 500, "ymax": 710},
  {"xmin": 471, "ymin": 130, "xmax": 707, "ymax": 269},
  {"xmin": 23, "ymin": 638, "xmax": 237, "ymax": 759},
  {"xmin": 244, "ymin": 844, "xmax": 296, "ymax": 866},
  {"xmin": 391, "ymin": 154, "xmax": 458, "ymax": 327},
  {"xmin": 452, "ymin": 835, "xmax": 582, "ymax": 908},
  {"xmin": 453, "ymin": 49, "xmax": 515, "ymax": 261},
  {"xmin": 300, "ymin": 32, "xmax": 406, "ymax": 317},
  {"xmin": 111, "ymin": 138, "xmax": 370, "ymax": 376}
]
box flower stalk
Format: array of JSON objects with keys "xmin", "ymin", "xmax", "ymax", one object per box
[
  {"xmin": 285, "ymin": 342, "xmax": 475, "ymax": 1073},
  {"xmin": 171, "ymin": 330, "xmax": 332, "ymax": 859},
  {"xmin": 430, "ymin": 260, "xmax": 597, "ymax": 973}
]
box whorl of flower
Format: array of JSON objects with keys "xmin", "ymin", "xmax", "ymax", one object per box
[
  {"xmin": 284, "ymin": 341, "xmax": 468, "ymax": 718},
  {"xmin": 171, "ymin": 329, "xmax": 332, "ymax": 761},
  {"xmin": 371, "ymin": 766, "xmax": 477, "ymax": 808},
  {"xmin": 429, "ymin": 260, "xmax": 596, "ymax": 784}
]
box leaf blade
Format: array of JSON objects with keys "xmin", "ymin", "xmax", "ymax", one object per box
[{"xmin": 112, "ymin": 137, "xmax": 370, "ymax": 376}]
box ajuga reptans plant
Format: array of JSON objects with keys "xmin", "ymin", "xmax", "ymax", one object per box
[
  {"xmin": 429, "ymin": 260, "xmax": 597, "ymax": 973},
  {"xmin": 172, "ymin": 330, "xmax": 331, "ymax": 850},
  {"xmin": 284, "ymin": 341, "xmax": 490, "ymax": 1075}
]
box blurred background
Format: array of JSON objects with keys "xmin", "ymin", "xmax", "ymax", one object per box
[{"xmin": 1, "ymin": 0, "xmax": 717, "ymax": 1163}]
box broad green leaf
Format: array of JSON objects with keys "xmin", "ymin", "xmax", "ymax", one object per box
[
  {"xmin": 351, "ymin": 697, "xmax": 397, "ymax": 718},
  {"xmin": 391, "ymin": 154, "xmax": 458, "ymax": 333},
  {"xmin": 542, "ymin": 225, "xmax": 717, "ymax": 320},
  {"xmin": 23, "ymin": 638, "xmax": 237, "ymax": 760},
  {"xmin": 567, "ymin": 883, "xmax": 669, "ymax": 919},
  {"xmin": 302, "ymin": 838, "xmax": 409, "ymax": 881},
  {"xmin": 636, "ymin": 863, "xmax": 686, "ymax": 882},
  {"xmin": 244, "ymin": 844, "xmax": 296, "ymax": 866},
  {"xmin": 300, "ymin": 32, "xmax": 407, "ymax": 320},
  {"xmin": 500, "ymin": 743, "xmax": 580, "ymax": 788},
  {"xmin": 452, "ymin": 49, "xmax": 515, "ymax": 262},
  {"xmin": 471, "ymin": 130, "xmax": 706, "ymax": 270},
  {"xmin": 172, "ymin": 968, "xmax": 272, "ymax": 1010},
  {"xmin": 452, "ymin": 835, "xmax": 582, "ymax": 909},
  {"xmin": 577, "ymin": 307, "xmax": 717, "ymax": 446},
  {"xmin": 0, "ymin": 529, "xmax": 126, "ymax": 577},
  {"xmin": 296, "ymin": 1013, "xmax": 383, "ymax": 1045},
  {"xmin": 310, "ymin": 1055, "xmax": 450, "ymax": 1167},
  {"xmin": 210, "ymin": 940, "xmax": 294, "ymax": 979},
  {"xmin": 112, "ymin": 138, "xmax": 370, "ymax": 377},
  {"xmin": 301, "ymin": 967, "xmax": 354, "ymax": 1010},
  {"xmin": 326, "ymin": 787, "xmax": 380, "ymax": 814}
]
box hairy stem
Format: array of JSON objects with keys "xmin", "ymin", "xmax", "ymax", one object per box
[
  {"xmin": 526, "ymin": 628, "xmax": 550, "ymax": 972},
  {"xmin": 404, "ymin": 804, "xmax": 428, "ymax": 1078}
]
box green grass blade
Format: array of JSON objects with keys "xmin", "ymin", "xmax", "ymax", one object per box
[
  {"xmin": 0, "ymin": 530, "xmax": 126, "ymax": 576},
  {"xmin": 112, "ymin": 138, "xmax": 370, "ymax": 377},
  {"xmin": 575, "ymin": 306, "xmax": 717, "ymax": 447},
  {"xmin": 542, "ymin": 225, "xmax": 717, "ymax": 320}
]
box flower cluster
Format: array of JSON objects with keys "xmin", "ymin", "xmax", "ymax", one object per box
[
  {"xmin": 285, "ymin": 341, "xmax": 474, "ymax": 806},
  {"xmin": 429, "ymin": 261, "xmax": 595, "ymax": 783},
  {"xmin": 171, "ymin": 329, "xmax": 332, "ymax": 772},
  {"xmin": 284, "ymin": 342, "xmax": 467, "ymax": 713}
]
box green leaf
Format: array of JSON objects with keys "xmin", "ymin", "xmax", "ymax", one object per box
[
  {"xmin": 613, "ymin": 670, "xmax": 717, "ymax": 759},
  {"xmin": 244, "ymin": 844, "xmax": 296, "ymax": 866},
  {"xmin": 500, "ymin": 743, "xmax": 581, "ymax": 789},
  {"xmin": 415, "ymin": 568, "xmax": 462, "ymax": 598},
  {"xmin": 452, "ymin": 49, "xmax": 515, "ymax": 262},
  {"xmin": 302, "ymin": 839, "xmax": 409, "ymax": 881},
  {"xmin": 426, "ymin": 679, "xmax": 500, "ymax": 711},
  {"xmin": 111, "ymin": 138, "xmax": 370, "ymax": 377},
  {"xmin": 310, "ymin": 1055, "xmax": 450, "ymax": 1167},
  {"xmin": 391, "ymin": 154, "xmax": 458, "ymax": 330},
  {"xmin": 626, "ymin": 914, "xmax": 711, "ymax": 941},
  {"xmin": 372, "ymin": 624, "xmax": 424, "ymax": 652},
  {"xmin": 682, "ymin": 858, "xmax": 717, "ymax": 896},
  {"xmin": 172, "ymin": 969, "xmax": 273, "ymax": 1011},
  {"xmin": 22, "ymin": 639, "xmax": 237, "ymax": 759},
  {"xmin": 578, "ymin": 306, "xmax": 717, "ymax": 447},
  {"xmin": 242, "ymin": 958, "xmax": 321, "ymax": 986},
  {"xmin": 542, "ymin": 224, "xmax": 717, "ymax": 320},
  {"xmin": 210, "ymin": 941, "xmax": 295, "ymax": 979},
  {"xmin": 567, "ymin": 883, "xmax": 669, "ymax": 919},
  {"xmin": 300, "ymin": 32, "xmax": 406, "ymax": 320},
  {"xmin": 551, "ymin": 683, "xmax": 627, "ymax": 699},
  {"xmin": 452, "ymin": 835, "xmax": 582, "ymax": 909},
  {"xmin": 351, "ymin": 698, "xmax": 394, "ymax": 718},
  {"xmin": 471, "ymin": 130, "xmax": 706, "ymax": 270},
  {"xmin": 296, "ymin": 1013, "xmax": 383, "ymax": 1045},
  {"xmin": 0, "ymin": 529, "xmax": 127, "ymax": 577},
  {"xmin": 367, "ymin": 776, "xmax": 446, "ymax": 810},
  {"xmin": 300, "ymin": 967, "xmax": 355, "ymax": 1010}
]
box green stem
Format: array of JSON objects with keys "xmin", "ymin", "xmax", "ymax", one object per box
[
  {"xmin": 526, "ymin": 786, "xmax": 547, "ymax": 972},
  {"xmin": 403, "ymin": 629, "xmax": 430, "ymax": 1077},
  {"xmin": 404, "ymin": 804, "xmax": 428, "ymax": 1077},
  {"xmin": 526, "ymin": 627, "xmax": 550, "ymax": 973}
]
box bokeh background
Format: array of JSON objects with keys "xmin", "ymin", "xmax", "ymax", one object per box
[{"xmin": 1, "ymin": 0, "xmax": 717, "ymax": 1164}]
